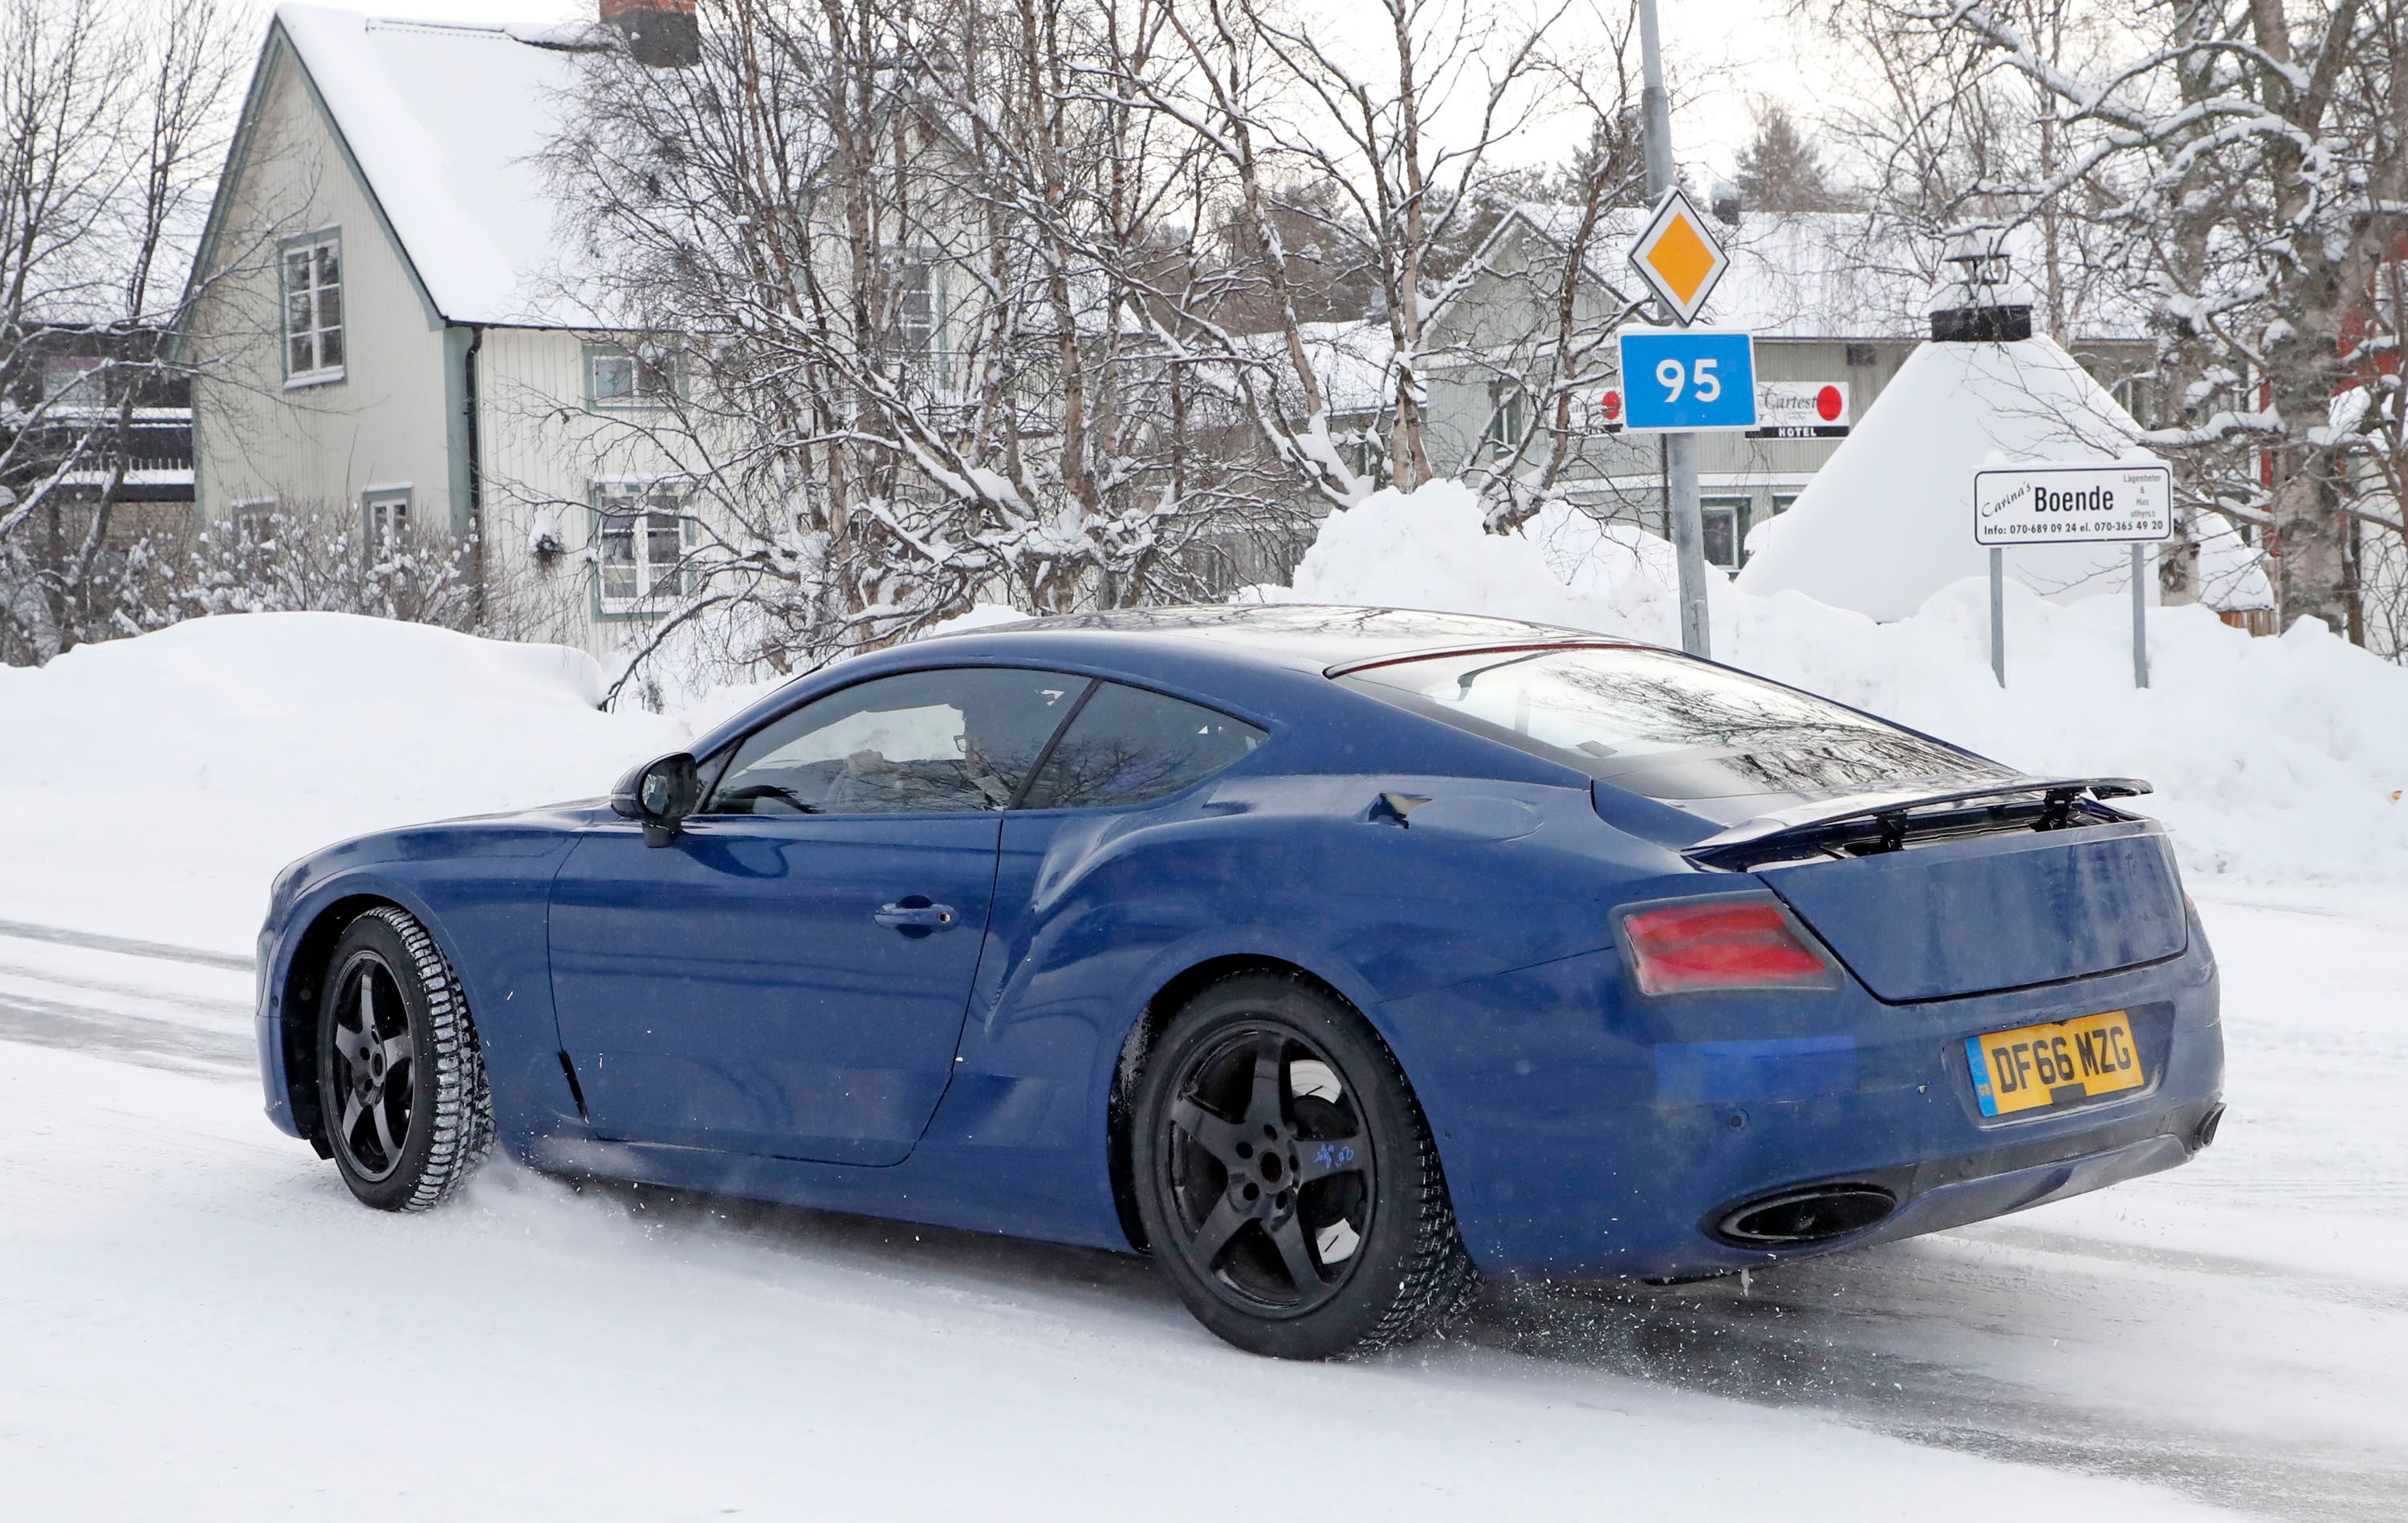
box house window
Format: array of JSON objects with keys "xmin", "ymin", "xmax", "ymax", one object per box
[
  {"xmin": 364, "ymin": 488, "xmax": 411, "ymax": 560},
  {"xmin": 231, "ymin": 496, "xmax": 278, "ymax": 542},
  {"xmin": 283, "ymin": 232, "xmax": 345, "ymax": 385},
  {"xmin": 1342, "ymin": 428, "xmax": 1385, "ymax": 480},
  {"xmin": 588, "ymin": 345, "xmax": 679, "ymax": 407},
  {"xmin": 1701, "ymin": 496, "xmax": 1748, "ymax": 571},
  {"xmin": 1486, "ymin": 382, "xmax": 1527, "ymax": 452},
  {"xmin": 595, "ymin": 481, "xmax": 694, "ymax": 611},
  {"xmin": 41, "ymin": 355, "xmax": 104, "ymax": 404},
  {"xmin": 1844, "ymin": 342, "xmax": 1877, "ymax": 368},
  {"xmin": 2111, "ymin": 375, "xmax": 2155, "ymax": 428},
  {"xmin": 897, "ymin": 261, "xmax": 938, "ymax": 355}
]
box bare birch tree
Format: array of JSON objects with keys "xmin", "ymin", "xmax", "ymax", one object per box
[
  {"xmin": 1849, "ymin": 0, "xmax": 2408, "ymax": 642},
  {"xmin": 0, "ymin": 0, "xmax": 246, "ymax": 663},
  {"xmin": 539, "ymin": 0, "xmax": 1322, "ymax": 684}
]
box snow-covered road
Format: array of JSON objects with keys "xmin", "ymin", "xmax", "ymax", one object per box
[{"xmin": 1, "ymin": 890, "xmax": 2401, "ymax": 1521}]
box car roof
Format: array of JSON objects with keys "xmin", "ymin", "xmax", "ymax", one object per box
[{"xmin": 921, "ymin": 603, "xmax": 1648, "ymax": 675}]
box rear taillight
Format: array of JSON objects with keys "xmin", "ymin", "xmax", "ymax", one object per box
[{"xmin": 1621, "ymin": 897, "xmax": 1837, "ymax": 995}]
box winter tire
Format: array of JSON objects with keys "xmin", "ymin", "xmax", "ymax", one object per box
[
  {"xmin": 315, "ymin": 906, "xmax": 493, "ymax": 1211},
  {"xmin": 1132, "ymin": 972, "xmax": 1475, "ymax": 1359}
]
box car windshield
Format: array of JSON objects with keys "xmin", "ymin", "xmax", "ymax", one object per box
[{"xmin": 1339, "ymin": 645, "xmax": 2008, "ymax": 802}]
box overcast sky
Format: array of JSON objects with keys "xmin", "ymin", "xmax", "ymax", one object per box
[{"xmin": 191, "ymin": 0, "xmax": 1815, "ymax": 181}]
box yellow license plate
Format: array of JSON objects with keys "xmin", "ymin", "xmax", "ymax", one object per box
[{"xmin": 1967, "ymin": 1011, "xmax": 2145, "ymax": 1117}]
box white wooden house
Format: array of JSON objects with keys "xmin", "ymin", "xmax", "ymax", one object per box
[{"xmin": 186, "ymin": 3, "xmax": 710, "ymax": 658}]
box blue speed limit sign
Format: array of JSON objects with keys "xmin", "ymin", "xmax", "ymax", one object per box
[{"xmin": 1617, "ymin": 328, "xmax": 1759, "ymax": 432}]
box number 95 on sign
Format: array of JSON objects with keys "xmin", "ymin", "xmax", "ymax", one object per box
[{"xmin": 1615, "ymin": 328, "xmax": 1759, "ymax": 433}]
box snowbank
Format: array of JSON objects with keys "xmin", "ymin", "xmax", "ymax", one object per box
[
  {"xmin": 5, "ymin": 509, "xmax": 2398, "ymax": 952},
  {"xmin": 1736, "ymin": 335, "xmax": 2167, "ymax": 619},
  {"xmin": 1265, "ymin": 482, "xmax": 2408, "ymax": 889},
  {"xmin": 0, "ymin": 615, "xmax": 695, "ymax": 950}
]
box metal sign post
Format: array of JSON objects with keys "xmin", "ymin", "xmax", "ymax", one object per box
[
  {"xmin": 1990, "ymin": 546, "xmax": 2006, "ymax": 686},
  {"xmin": 1633, "ymin": 0, "xmax": 1719, "ymax": 660},
  {"xmin": 2131, "ymin": 544, "xmax": 2150, "ymax": 688},
  {"xmin": 1971, "ymin": 461, "xmax": 2174, "ymax": 690}
]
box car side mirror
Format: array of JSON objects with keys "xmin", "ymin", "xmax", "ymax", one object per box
[{"xmin": 612, "ymin": 752, "xmax": 699, "ymax": 847}]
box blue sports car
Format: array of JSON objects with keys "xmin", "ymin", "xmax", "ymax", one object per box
[{"xmin": 258, "ymin": 607, "xmax": 2224, "ymax": 1358}]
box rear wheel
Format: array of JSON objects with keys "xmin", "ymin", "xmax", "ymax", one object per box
[
  {"xmin": 1132, "ymin": 973, "xmax": 1474, "ymax": 1359},
  {"xmin": 315, "ymin": 907, "xmax": 492, "ymax": 1211}
]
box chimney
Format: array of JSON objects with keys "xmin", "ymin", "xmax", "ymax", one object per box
[
  {"xmin": 601, "ymin": 0, "xmax": 701, "ymax": 68},
  {"xmin": 1710, "ymin": 179, "xmax": 1741, "ymax": 226},
  {"xmin": 1929, "ymin": 230, "xmax": 2032, "ymax": 342}
]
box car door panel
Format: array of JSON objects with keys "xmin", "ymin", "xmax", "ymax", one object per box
[{"xmin": 548, "ymin": 814, "xmax": 1002, "ymax": 1165}]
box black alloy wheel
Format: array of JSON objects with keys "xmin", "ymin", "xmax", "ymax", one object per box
[
  {"xmin": 1133, "ymin": 973, "xmax": 1474, "ymax": 1359},
  {"xmin": 315, "ymin": 907, "xmax": 492, "ymax": 1212},
  {"xmin": 327, "ymin": 950, "xmax": 415, "ymax": 1182},
  {"xmin": 1161, "ymin": 1022, "xmax": 1374, "ymax": 1317}
]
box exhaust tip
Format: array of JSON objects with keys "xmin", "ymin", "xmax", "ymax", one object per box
[
  {"xmin": 1713, "ymin": 1184, "xmax": 1897, "ymax": 1247},
  {"xmin": 2193, "ymin": 1103, "xmax": 2225, "ymax": 1151}
]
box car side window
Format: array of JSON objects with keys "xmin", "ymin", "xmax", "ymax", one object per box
[
  {"xmin": 707, "ymin": 668, "xmax": 1087, "ymax": 817},
  {"xmin": 1019, "ymin": 682, "xmax": 1265, "ymax": 810}
]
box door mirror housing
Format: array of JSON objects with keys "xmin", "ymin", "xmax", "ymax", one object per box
[{"xmin": 613, "ymin": 752, "xmax": 700, "ymax": 847}]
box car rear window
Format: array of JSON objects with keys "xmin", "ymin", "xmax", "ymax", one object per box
[
  {"xmin": 1339, "ymin": 646, "xmax": 2005, "ymax": 801},
  {"xmin": 1019, "ymin": 682, "xmax": 1265, "ymax": 810}
]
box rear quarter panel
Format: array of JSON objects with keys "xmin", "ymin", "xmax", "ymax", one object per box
[{"xmin": 917, "ymin": 764, "xmax": 1685, "ymax": 1248}]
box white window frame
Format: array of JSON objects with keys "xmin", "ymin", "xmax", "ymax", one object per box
[
  {"xmin": 282, "ymin": 229, "xmax": 346, "ymax": 388},
  {"xmin": 896, "ymin": 258, "xmax": 938, "ymax": 356},
  {"xmin": 587, "ymin": 344, "xmax": 680, "ymax": 408},
  {"xmin": 230, "ymin": 495, "xmax": 279, "ymax": 544},
  {"xmin": 1486, "ymin": 381, "xmax": 1527, "ymax": 452},
  {"xmin": 593, "ymin": 480, "xmax": 697, "ymax": 615},
  {"xmin": 363, "ymin": 487, "xmax": 412, "ymax": 562},
  {"xmin": 1700, "ymin": 496, "xmax": 1748, "ymax": 572}
]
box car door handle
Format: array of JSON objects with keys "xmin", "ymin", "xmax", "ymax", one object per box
[{"xmin": 874, "ymin": 897, "xmax": 958, "ymax": 933}]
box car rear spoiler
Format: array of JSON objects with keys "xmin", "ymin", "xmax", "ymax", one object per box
[{"xmin": 1682, "ymin": 777, "xmax": 2153, "ymax": 871}]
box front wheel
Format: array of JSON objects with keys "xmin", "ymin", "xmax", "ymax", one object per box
[
  {"xmin": 315, "ymin": 907, "xmax": 492, "ymax": 1211},
  {"xmin": 1131, "ymin": 973, "xmax": 1474, "ymax": 1359}
]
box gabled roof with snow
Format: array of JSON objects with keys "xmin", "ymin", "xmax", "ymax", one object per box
[
  {"xmin": 1478, "ymin": 204, "xmax": 2150, "ymax": 343},
  {"xmin": 268, "ymin": 6, "xmax": 605, "ymax": 327}
]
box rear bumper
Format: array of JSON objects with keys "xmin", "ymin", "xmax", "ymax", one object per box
[
  {"xmin": 1692, "ymin": 1092, "xmax": 2217, "ymax": 1274},
  {"xmin": 1843, "ymin": 1117, "xmax": 2201, "ymax": 1254},
  {"xmin": 1374, "ymin": 919, "xmax": 2224, "ymax": 1280}
]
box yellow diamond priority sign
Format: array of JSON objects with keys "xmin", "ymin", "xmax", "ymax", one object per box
[{"xmin": 1627, "ymin": 188, "xmax": 1729, "ymax": 326}]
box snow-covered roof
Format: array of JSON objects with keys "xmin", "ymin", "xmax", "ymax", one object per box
[
  {"xmin": 273, "ymin": 6, "xmax": 604, "ymax": 327},
  {"xmin": 1296, "ymin": 320, "xmax": 1395, "ymax": 416},
  {"xmin": 1489, "ymin": 205, "xmax": 2150, "ymax": 343},
  {"xmin": 1735, "ymin": 334, "xmax": 2167, "ymax": 619},
  {"xmin": 1203, "ymin": 319, "xmax": 1396, "ymax": 420}
]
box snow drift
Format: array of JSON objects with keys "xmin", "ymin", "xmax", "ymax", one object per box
[
  {"xmin": 1736, "ymin": 335, "xmax": 2168, "ymax": 619},
  {"xmin": 3, "ymin": 491, "xmax": 2399, "ymax": 949},
  {"xmin": 1255, "ymin": 482, "xmax": 2408, "ymax": 890},
  {"xmin": 0, "ymin": 615, "xmax": 692, "ymax": 951}
]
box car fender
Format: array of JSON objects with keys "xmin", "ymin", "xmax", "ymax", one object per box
[{"xmin": 257, "ymin": 831, "xmax": 588, "ymax": 1154}]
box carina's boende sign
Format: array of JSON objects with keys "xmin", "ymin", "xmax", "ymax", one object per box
[{"xmin": 1974, "ymin": 462, "xmax": 2174, "ymax": 546}]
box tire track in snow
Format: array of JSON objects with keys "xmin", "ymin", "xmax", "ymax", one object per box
[
  {"xmin": 0, "ymin": 916, "xmax": 253, "ymax": 973},
  {"xmin": 0, "ymin": 989, "xmax": 253, "ymax": 1078},
  {"xmin": 0, "ymin": 919, "xmax": 254, "ymax": 1078},
  {"xmin": 1474, "ymin": 1253, "xmax": 2408, "ymax": 1522}
]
